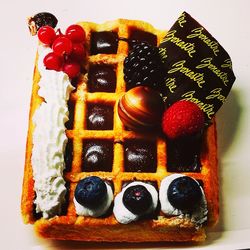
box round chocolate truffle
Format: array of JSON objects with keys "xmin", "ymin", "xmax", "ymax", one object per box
[{"xmin": 118, "ymin": 86, "xmax": 164, "ymax": 131}]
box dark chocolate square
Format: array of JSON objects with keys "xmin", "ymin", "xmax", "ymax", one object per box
[
  {"xmin": 88, "ymin": 64, "xmax": 116, "ymax": 92},
  {"xmin": 87, "ymin": 103, "xmax": 114, "ymax": 130},
  {"xmin": 90, "ymin": 31, "xmax": 118, "ymax": 55},
  {"xmin": 82, "ymin": 140, "xmax": 113, "ymax": 172},
  {"xmin": 124, "ymin": 140, "xmax": 157, "ymax": 173},
  {"xmin": 166, "ymin": 135, "xmax": 202, "ymax": 172},
  {"xmin": 129, "ymin": 29, "xmax": 157, "ymax": 49}
]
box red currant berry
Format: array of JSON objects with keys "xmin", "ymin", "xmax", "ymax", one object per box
[
  {"xmin": 54, "ymin": 33, "xmax": 65, "ymax": 40},
  {"xmin": 63, "ymin": 60, "xmax": 81, "ymax": 78},
  {"xmin": 65, "ymin": 24, "xmax": 86, "ymax": 43},
  {"xmin": 54, "ymin": 29, "xmax": 66, "ymax": 40},
  {"xmin": 43, "ymin": 52, "xmax": 63, "ymax": 71},
  {"xmin": 38, "ymin": 26, "xmax": 56, "ymax": 45},
  {"xmin": 52, "ymin": 36, "xmax": 73, "ymax": 56},
  {"xmin": 71, "ymin": 43, "xmax": 86, "ymax": 62}
]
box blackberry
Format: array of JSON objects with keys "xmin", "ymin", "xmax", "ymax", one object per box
[
  {"xmin": 32, "ymin": 12, "xmax": 58, "ymax": 30},
  {"xmin": 123, "ymin": 42, "xmax": 165, "ymax": 90},
  {"xmin": 28, "ymin": 12, "xmax": 58, "ymax": 35}
]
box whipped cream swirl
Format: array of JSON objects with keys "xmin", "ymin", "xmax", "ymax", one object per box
[
  {"xmin": 113, "ymin": 181, "xmax": 158, "ymax": 224},
  {"xmin": 31, "ymin": 45, "xmax": 74, "ymax": 218},
  {"xmin": 159, "ymin": 174, "xmax": 208, "ymax": 227},
  {"xmin": 74, "ymin": 182, "xmax": 114, "ymax": 217}
]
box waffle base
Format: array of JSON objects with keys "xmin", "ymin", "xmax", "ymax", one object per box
[{"xmin": 21, "ymin": 19, "xmax": 219, "ymax": 242}]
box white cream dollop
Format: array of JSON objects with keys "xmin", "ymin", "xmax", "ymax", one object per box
[
  {"xmin": 31, "ymin": 45, "xmax": 74, "ymax": 218},
  {"xmin": 74, "ymin": 182, "xmax": 114, "ymax": 217},
  {"xmin": 113, "ymin": 181, "xmax": 158, "ymax": 224},
  {"xmin": 159, "ymin": 174, "xmax": 208, "ymax": 227}
]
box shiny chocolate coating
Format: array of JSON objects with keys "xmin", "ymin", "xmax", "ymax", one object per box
[
  {"xmin": 124, "ymin": 140, "xmax": 157, "ymax": 172},
  {"xmin": 82, "ymin": 140, "xmax": 113, "ymax": 172},
  {"xmin": 118, "ymin": 86, "xmax": 164, "ymax": 130},
  {"xmin": 167, "ymin": 133, "xmax": 203, "ymax": 172},
  {"xmin": 90, "ymin": 31, "xmax": 118, "ymax": 55},
  {"xmin": 87, "ymin": 104, "xmax": 113, "ymax": 130},
  {"xmin": 129, "ymin": 29, "xmax": 157, "ymax": 49},
  {"xmin": 88, "ymin": 65, "xmax": 116, "ymax": 92}
]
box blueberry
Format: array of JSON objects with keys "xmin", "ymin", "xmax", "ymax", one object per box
[
  {"xmin": 167, "ymin": 176, "xmax": 202, "ymax": 211},
  {"xmin": 123, "ymin": 185, "xmax": 152, "ymax": 215},
  {"xmin": 75, "ymin": 176, "xmax": 107, "ymax": 208}
]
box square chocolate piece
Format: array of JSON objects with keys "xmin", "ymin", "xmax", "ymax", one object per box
[
  {"xmin": 88, "ymin": 64, "xmax": 116, "ymax": 92},
  {"xmin": 87, "ymin": 103, "xmax": 114, "ymax": 130},
  {"xmin": 82, "ymin": 140, "xmax": 113, "ymax": 172},
  {"xmin": 90, "ymin": 31, "xmax": 118, "ymax": 55},
  {"xmin": 129, "ymin": 29, "xmax": 157, "ymax": 49},
  {"xmin": 124, "ymin": 140, "xmax": 157, "ymax": 172}
]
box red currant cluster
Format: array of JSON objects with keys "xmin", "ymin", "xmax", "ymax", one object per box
[{"xmin": 38, "ymin": 25, "xmax": 86, "ymax": 78}]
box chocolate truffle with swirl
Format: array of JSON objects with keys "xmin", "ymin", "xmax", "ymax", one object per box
[{"xmin": 118, "ymin": 86, "xmax": 164, "ymax": 131}]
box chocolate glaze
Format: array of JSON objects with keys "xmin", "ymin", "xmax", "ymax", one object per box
[
  {"xmin": 124, "ymin": 140, "xmax": 157, "ymax": 173},
  {"xmin": 90, "ymin": 31, "xmax": 118, "ymax": 55},
  {"xmin": 129, "ymin": 29, "xmax": 157, "ymax": 49},
  {"xmin": 82, "ymin": 140, "xmax": 113, "ymax": 172},
  {"xmin": 159, "ymin": 12, "xmax": 236, "ymax": 120},
  {"xmin": 167, "ymin": 133, "xmax": 203, "ymax": 172},
  {"xmin": 88, "ymin": 64, "xmax": 116, "ymax": 92},
  {"xmin": 87, "ymin": 104, "xmax": 114, "ymax": 130}
]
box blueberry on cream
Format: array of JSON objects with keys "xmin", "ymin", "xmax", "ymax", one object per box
[
  {"xmin": 159, "ymin": 174, "xmax": 208, "ymax": 226},
  {"xmin": 74, "ymin": 176, "xmax": 113, "ymax": 217},
  {"xmin": 113, "ymin": 181, "xmax": 158, "ymax": 224}
]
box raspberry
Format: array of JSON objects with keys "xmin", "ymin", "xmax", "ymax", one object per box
[
  {"xmin": 162, "ymin": 100, "xmax": 205, "ymax": 139},
  {"xmin": 123, "ymin": 42, "xmax": 165, "ymax": 90}
]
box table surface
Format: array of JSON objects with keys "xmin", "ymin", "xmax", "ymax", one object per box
[{"xmin": 1, "ymin": 0, "xmax": 250, "ymax": 249}]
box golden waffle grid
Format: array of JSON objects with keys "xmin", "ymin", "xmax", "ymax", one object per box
[{"xmin": 22, "ymin": 19, "xmax": 219, "ymax": 242}]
